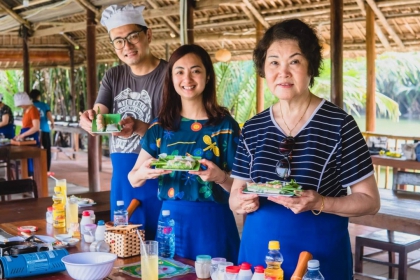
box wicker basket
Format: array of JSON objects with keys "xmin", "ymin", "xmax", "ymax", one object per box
[{"xmin": 104, "ymin": 224, "xmax": 145, "ymax": 258}]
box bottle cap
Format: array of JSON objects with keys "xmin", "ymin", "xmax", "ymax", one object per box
[
  {"xmin": 307, "ymin": 259, "xmax": 320, "ymax": 269},
  {"xmin": 211, "ymin": 257, "xmax": 226, "ymax": 264},
  {"xmin": 196, "ymin": 255, "xmax": 211, "ymax": 262},
  {"xmin": 162, "ymin": 210, "xmax": 170, "ymax": 216},
  {"xmin": 82, "ymin": 211, "xmax": 90, "ymax": 216},
  {"xmin": 254, "ymin": 265, "xmax": 264, "ymax": 273},
  {"xmin": 239, "ymin": 262, "xmax": 251, "ymax": 270},
  {"xmin": 117, "ymin": 200, "xmax": 124, "ymax": 206},
  {"xmin": 225, "ymin": 266, "xmax": 240, "ymax": 274},
  {"xmin": 47, "ymin": 207, "xmax": 53, "ymax": 212},
  {"xmin": 268, "ymin": 240, "xmax": 280, "ymax": 250},
  {"xmin": 97, "ymin": 220, "xmax": 105, "ymax": 226}
]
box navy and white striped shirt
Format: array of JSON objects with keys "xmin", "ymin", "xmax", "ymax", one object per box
[{"xmin": 232, "ymin": 99, "xmax": 374, "ymax": 197}]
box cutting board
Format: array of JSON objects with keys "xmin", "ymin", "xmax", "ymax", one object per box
[{"xmin": 11, "ymin": 139, "xmax": 37, "ymax": 146}]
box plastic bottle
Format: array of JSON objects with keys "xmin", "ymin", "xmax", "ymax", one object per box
[
  {"xmin": 264, "ymin": 240, "xmax": 284, "ymax": 280},
  {"xmin": 224, "ymin": 266, "xmax": 240, "ymax": 280},
  {"xmin": 95, "ymin": 220, "xmax": 106, "ymax": 241},
  {"xmin": 302, "ymin": 260, "xmax": 324, "ymax": 280},
  {"xmin": 251, "ymin": 266, "xmax": 264, "ymax": 280},
  {"xmin": 52, "ymin": 196, "xmax": 65, "ymax": 228},
  {"xmin": 80, "ymin": 210, "xmax": 92, "ymax": 234},
  {"xmin": 113, "ymin": 200, "xmax": 128, "ymax": 226},
  {"xmin": 238, "ymin": 262, "xmax": 253, "ymax": 280},
  {"xmin": 156, "ymin": 210, "xmax": 175, "ymax": 258},
  {"xmin": 46, "ymin": 206, "xmax": 53, "ymax": 224},
  {"xmin": 195, "ymin": 255, "xmax": 212, "ymax": 279}
]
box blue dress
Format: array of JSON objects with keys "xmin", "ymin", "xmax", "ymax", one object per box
[
  {"xmin": 142, "ymin": 115, "xmax": 241, "ymax": 262},
  {"xmin": 231, "ymin": 100, "xmax": 374, "ymax": 279}
]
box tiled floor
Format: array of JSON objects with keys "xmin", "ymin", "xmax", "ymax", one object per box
[{"xmin": 41, "ymin": 151, "xmax": 420, "ymax": 279}]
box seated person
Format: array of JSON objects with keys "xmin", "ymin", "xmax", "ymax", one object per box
[{"xmin": 0, "ymin": 93, "xmax": 15, "ymax": 139}]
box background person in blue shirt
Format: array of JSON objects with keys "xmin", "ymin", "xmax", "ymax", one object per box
[
  {"xmin": 29, "ymin": 89, "xmax": 55, "ymax": 173},
  {"xmin": 0, "ymin": 93, "xmax": 15, "ymax": 139}
]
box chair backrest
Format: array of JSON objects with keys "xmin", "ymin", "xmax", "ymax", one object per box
[
  {"xmin": 0, "ymin": 179, "xmax": 38, "ymax": 199},
  {"xmin": 393, "ymin": 171, "xmax": 420, "ymax": 191}
]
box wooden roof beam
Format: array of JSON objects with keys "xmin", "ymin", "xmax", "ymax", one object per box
[
  {"xmin": 355, "ymin": 0, "xmax": 391, "ymax": 51},
  {"xmin": 13, "ymin": 0, "xmax": 52, "ymax": 10},
  {"xmin": 240, "ymin": 5, "xmax": 257, "ymax": 26},
  {"xmin": 33, "ymin": 22, "xmax": 87, "ymax": 37},
  {"xmin": 61, "ymin": 34, "xmax": 81, "ymax": 49},
  {"xmin": 365, "ymin": 0, "xmax": 404, "ymax": 50},
  {"xmin": 242, "ymin": 0, "xmax": 270, "ymax": 29},
  {"xmin": 146, "ymin": 0, "xmax": 180, "ymax": 35},
  {"xmin": 73, "ymin": 0, "xmax": 99, "ymax": 17},
  {"xmin": 0, "ymin": 2, "xmax": 32, "ymax": 30}
]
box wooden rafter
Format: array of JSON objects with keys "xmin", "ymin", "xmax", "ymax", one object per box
[
  {"xmin": 355, "ymin": 0, "xmax": 391, "ymax": 51},
  {"xmin": 33, "ymin": 22, "xmax": 87, "ymax": 37},
  {"xmin": 61, "ymin": 33, "xmax": 81, "ymax": 49},
  {"xmin": 146, "ymin": 0, "xmax": 180, "ymax": 35},
  {"xmin": 73, "ymin": 0, "xmax": 99, "ymax": 17},
  {"xmin": 240, "ymin": 5, "xmax": 257, "ymax": 26},
  {"xmin": 0, "ymin": 2, "xmax": 32, "ymax": 30},
  {"xmin": 365, "ymin": 0, "xmax": 404, "ymax": 49},
  {"xmin": 13, "ymin": 0, "xmax": 52, "ymax": 10},
  {"xmin": 242, "ymin": 0, "xmax": 270, "ymax": 29}
]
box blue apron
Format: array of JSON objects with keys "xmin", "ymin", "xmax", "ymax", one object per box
[
  {"xmin": 20, "ymin": 127, "xmax": 40, "ymax": 175},
  {"xmin": 0, "ymin": 124, "xmax": 15, "ymax": 139},
  {"xmin": 110, "ymin": 153, "xmax": 162, "ymax": 240},
  {"xmin": 161, "ymin": 200, "xmax": 240, "ymax": 263},
  {"xmin": 239, "ymin": 198, "xmax": 352, "ymax": 279}
]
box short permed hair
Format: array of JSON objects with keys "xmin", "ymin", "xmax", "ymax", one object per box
[{"xmin": 253, "ymin": 19, "xmax": 322, "ymax": 87}]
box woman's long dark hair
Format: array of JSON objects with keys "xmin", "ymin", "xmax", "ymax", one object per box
[{"xmin": 158, "ymin": 44, "xmax": 229, "ymax": 131}]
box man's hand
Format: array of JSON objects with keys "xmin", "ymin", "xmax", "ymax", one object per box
[
  {"xmin": 79, "ymin": 110, "xmax": 96, "ymax": 136},
  {"xmin": 113, "ymin": 117, "xmax": 149, "ymax": 138}
]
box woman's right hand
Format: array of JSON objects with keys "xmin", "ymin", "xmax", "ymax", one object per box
[
  {"xmin": 134, "ymin": 158, "xmax": 172, "ymax": 180},
  {"xmin": 229, "ymin": 179, "xmax": 260, "ymax": 214}
]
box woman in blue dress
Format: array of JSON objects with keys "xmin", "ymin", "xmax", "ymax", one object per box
[
  {"xmin": 128, "ymin": 44, "xmax": 240, "ymax": 262},
  {"xmin": 229, "ymin": 19, "xmax": 380, "ymax": 279}
]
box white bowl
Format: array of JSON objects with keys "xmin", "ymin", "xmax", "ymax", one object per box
[
  {"xmin": 61, "ymin": 252, "xmax": 117, "ymax": 280},
  {"xmin": 55, "ymin": 234, "xmax": 72, "ymax": 241}
]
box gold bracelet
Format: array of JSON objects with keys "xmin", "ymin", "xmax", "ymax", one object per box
[
  {"xmin": 216, "ymin": 171, "xmax": 229, "ymax": 185},
  {"xmin": 311, "ymin": 195, "xmax": 325, "ymax": 216}
]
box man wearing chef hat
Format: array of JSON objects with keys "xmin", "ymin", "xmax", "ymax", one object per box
[{"xmin": 79, "ymin": 4, "xmax": 166, "ymax": 240}]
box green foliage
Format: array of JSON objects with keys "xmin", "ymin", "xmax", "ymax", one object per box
[{"xmin": 0, "ymin": 70, "xmax": 24, "ymax": 111}]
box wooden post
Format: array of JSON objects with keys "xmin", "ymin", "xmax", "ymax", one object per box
[
  {"xmin": 256, "ymin": 21, "xmax": 264, "ymax": 113},
  {"xmin": 86, "ymin": 9, "xmax": 100, "ymax": 192},
  {"xmin": 330, "ymin": 0, "xmax": 343, "ymax": 109},
  {"xmin": 165, "ymin": 43, "xmax": 169, "ymax": 61},
  {"xmin": 366, "ymin": 4, "xmax": 376, "ymax": 132},
  {"xmin": 69, "ymin": 46, "xmax": 76, "ymax": 117},
  {"xmin": 22, "ymin": 25, "xmax": 30, "ymax": 94},
  {"xmin": 187, "ymin": 0, "xmax": 194, "ymax": 44}
]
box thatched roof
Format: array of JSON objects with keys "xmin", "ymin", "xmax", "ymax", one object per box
[{"xmin": 0, "ymin": 0, "xmax": 419, "ymax": 69}]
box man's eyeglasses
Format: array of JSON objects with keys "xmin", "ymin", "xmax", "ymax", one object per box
[
  {"xmin": 276, "ymin": 136, "xmax": 295, "ymax": 179},
  {"xmin": 110, "ymin": 29, "xmax": 146, "ymax": 50}
]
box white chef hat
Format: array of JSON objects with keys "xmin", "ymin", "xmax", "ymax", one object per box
[
  {"xmin": 14, "ymin": 92, "xmax": 32, "ymax": 107},
  {"xmin": 100, "ymin": 4, "xmax": 148, "ymax": 33}
]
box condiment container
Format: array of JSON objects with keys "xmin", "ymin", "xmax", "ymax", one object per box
[
  {"xmin": 80, "ymin": 211, "xmax": 92, "ymax": 234},
  {"xmin": 95, "ymin": 220, "xmax": 106, "ymax": 241},
  {"xmin": 217, "ymin": 262, "xmax": 233, "ymax": 280},
  {"xmin": 211, "ymin": 258, "xmax": 226, "ymax": 280},
  {"xmin": 224, "ymin": 265, "xmax": 239, "ymax": 280},
  {"xmin": 46, "ymin": 207, "xmax": 53, "ymax": 224},
  {"xmin": 251, "ymin": 266, "xmax": 264, "ymax": 280},
  {"xmin": 195, "ymin": 255, "xmax": 212, "ymax": 279},
  {"xmin": 83, "ymin": 224, "xmax": 96, "ymax": 243},
  {"xmin": 238, "ymin": 262, "xmax": 253, "ymax": 280},
  {"xmin": 291, "ymin": 251, "xmax": 313, "ymax": 280}
]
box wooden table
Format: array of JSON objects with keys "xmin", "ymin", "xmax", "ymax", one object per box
[
  {"xmin": 349, "ymin": 189, "xmax": 420, "ymax": 235},
  {"xmin": 371, "ymin": 155, "xmax": 420, "ymax": 170},
  {"xmin": 9, "ymin": 145, "xmax": 48, "ymax": 197},
  {"xmin": 0, "ymin": 191, "xmax": 111, "ymax": 224},
  {"xmin": 0, "ymin": 219, "xmax": 199, "ymax": 280}
]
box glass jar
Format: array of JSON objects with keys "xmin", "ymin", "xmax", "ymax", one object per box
[
  {"xmin": 89, "ymin": 240, "xmax": 110, "ymax": 252},
  {"xmin": 195, "ymin": 255, "xmax": 211, "ymax": 279}
]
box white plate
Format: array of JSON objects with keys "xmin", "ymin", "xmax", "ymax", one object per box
[
  {"xmin": 34, "ymin": 235, "xmax": 56, "ymax": 243},
  {"xmin": 243, "ymin": 190, "xmax": 294, "ymax": 197},
  {"xmin": 55, "ymin": 234, "xmax": 72, "ymax": 241},
  {"xmin": 78, "ymin": 202, "xmax": 96, "ymax": 207}
]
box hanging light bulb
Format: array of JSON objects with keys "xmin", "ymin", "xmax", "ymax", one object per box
[
  {"xmin": 215, "ymin": 41, "xmax": 231, "ymax": 62},
  {"xmin": 23, "ymin": 0, "xmax": 30, "ymax": 7}
]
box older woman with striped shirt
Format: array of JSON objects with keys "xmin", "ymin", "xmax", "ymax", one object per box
[{"xmin": 229, "ymin": 19, "xmax": 380, "ymax": 279}]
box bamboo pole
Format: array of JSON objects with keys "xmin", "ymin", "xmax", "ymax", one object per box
[
  {"xmin": 330, "ymin": 0, "xmax": 344, "ymax": 108},
  {"xmin": 256, "ymin": 21, "xmax": 264, "ymax": 113},
  {"xmin": 86, "ymin": 9, "xmax": 100, "ymax": 192},
  {"xmin": 22, "ymin": 25, "xmax": 30, "ymax": 94},
  {"xmin": 365, "ymin": 4, "xmax": 376, "ymax": 132}
]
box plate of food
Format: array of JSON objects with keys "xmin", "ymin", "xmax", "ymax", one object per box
[
  {"xmin": 69, "ymin": 195, "xmax": 96, "ymax": 207},
  {"xmin": 52, "ymin": 240, "xmax": 67, "ymax": 249},
  {"xmin": 150, "ymin": 154, "xmax": 201, "ymax": 171},
  {"xmin": 92, "ymin": 107, "xmax": 121, "ymax": 134},
  {"xmin": 243, "ymin": 179, "xmax": 302, "ymax": 197}
]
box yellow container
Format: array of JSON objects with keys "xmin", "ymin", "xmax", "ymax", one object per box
[{"xmin": 52, "ymin": 196, "xmax": 66, "ymax": 229}]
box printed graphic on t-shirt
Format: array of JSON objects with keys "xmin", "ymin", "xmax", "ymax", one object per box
[{"xmin": 111, "ymin": 88, "xmax": 151, "ymax": 154}]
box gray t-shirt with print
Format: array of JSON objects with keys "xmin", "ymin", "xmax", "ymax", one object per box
[{"xmin": 95, "ymin": 60, "xmax": 167, "ymax": 154}]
